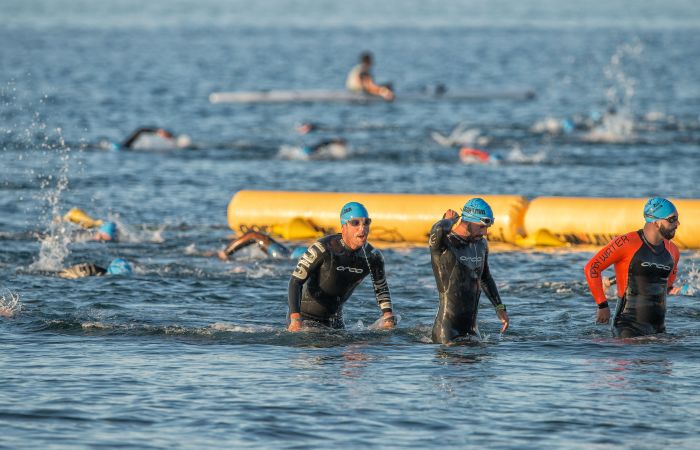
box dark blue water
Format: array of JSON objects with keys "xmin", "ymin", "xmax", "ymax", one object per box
[{"xmin": 2, "ymin": 1, "xmax": 700, "ymax": 448}]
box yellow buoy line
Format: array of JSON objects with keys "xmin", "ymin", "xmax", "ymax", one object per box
[{"xmin": 227, "ymin": 191, "xmax": 700, "ymax": 249}]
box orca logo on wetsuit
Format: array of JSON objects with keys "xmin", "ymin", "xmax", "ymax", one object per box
[
  {"xmin": 459, "ymin": 256, "xmax": 483, "ymax": 264},
  {"xmin": 641, "ymin": 261, "xmax": 671, "ymax": 271},
  {"xmin": 336, "ymin": 266, "xmax": 363, "ymax": 273}
]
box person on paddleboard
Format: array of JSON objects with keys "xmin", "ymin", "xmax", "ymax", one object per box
[
  {"xmin": 346, "ymin": 52, "xmax": 394, "ymax": 101},
  {"xmin": 429, "ymin": 198, "xmax": 509, "ymax": 344},
  {"xmin": 584, "ymin": 197, "xmax": 682, "ymax": 337},
  {"xmin": 287, "ymin": 202, "xmax": 395, "ymax": 331}
]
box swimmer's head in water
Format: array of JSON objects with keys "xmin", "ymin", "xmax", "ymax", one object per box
[
  {"xmin": 97, "ymin": 221, "xmax": 118, "ymax": 241},
  {"xmin": 340, "ymin": 202, "xmax": 370, "ymax": 225},
  {"xmin": 644, "ymin": 197, "xmax": 677, "ymax": 223},
  {"xmin": 461, "ymin": 198, "xmax": 494, "ymax": 226},
  {"xmin": 360, "ymin": 52, "xmax": 373, "ymax": 65},
  {"xmin": 107, "ymin": 258, "xmax": 132, "ymax": 275}
]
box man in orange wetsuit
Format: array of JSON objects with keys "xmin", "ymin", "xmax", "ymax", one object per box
[{"xmin": 584, "ymin": 197, "xmax": 682, "ymax": 337}]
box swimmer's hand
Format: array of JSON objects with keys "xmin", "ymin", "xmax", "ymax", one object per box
[
  {"xmin": 380, "ymin": 311, "xmax": 396, "ymax": 329},
  {"xmin": 379, "ymin": 87, "xmax": 394, "ymax": 101},
  {"xmin": 596, "ymin": 306, "xmax": 610, "ymax": 324},
  {"xmin": 443, "ymin": 209, "xmax": 460, "ymax": 221},
  {"xmin": 287, "ymin": 313, "xmax": 302, "ymax": 332},
  {"xmin": 496, "ymin": 309, "xmax": 509, "ymax": 333},
  {"xmin": 217, "ymin": 250, "xmax": 229, "ymax": 261}
]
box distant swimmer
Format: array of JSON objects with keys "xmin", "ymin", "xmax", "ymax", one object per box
[
  {"xmin": 94, "ymin": 221, "xmax": 118, "ymax": 241},
  {"xmin": 287, "ymin": 202, "xmax": 395, "ymax": 331},
  {"xmin": 429, "ymin": 198, "xmax": 509, "ymax": 344},
  {"xmin": 345, "ymin": 52, "xmax": 394, "ymax": 101},
  {"xmin": 278, "ymin": 138, "xmax": 348, "ymax": 161},
  {"xmin": 584, "ymin": 197, "xmax": 682, "ymax": 337},
  {"xmin": 58, "ymin": 258, "xmax": 133, "ymax": 279},
  {"xmin": 458, "ymin": 147, "xmax": 502, "ymax": 164},
  {"xmin": 62, "ymin": 208, "xmax": 119, "ymax": 242},
  {"xmin": 103, "ymin": 127, "xmax": 192, "ymax": 151},
  {"xmin": 216, "ymin": 231, "xmax": 307, "ymax": 261}
]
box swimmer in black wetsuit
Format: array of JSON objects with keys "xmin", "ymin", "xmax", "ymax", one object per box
[
  {"xmin": 287, "ymin": 202, "xmax": 395, "ymax": 331},
  {"xmin": 429, "ymin": 198, "xmax": 509, "ymax": 344},
  {"xmin": 584, "ymin": 197, "xmax": 682, "ymax": 337},
  {"xmin": 216, "ymin": 231, "xmax": 307, "ymax": 261}
]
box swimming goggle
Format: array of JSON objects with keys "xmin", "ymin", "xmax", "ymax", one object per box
[
  {"xmin": 664, "ymin": 215, "xmax": 679, "ymax": 224},
  {"xmin": 347, "ymin": 218, "xmax": 372, "ymax": 227}
]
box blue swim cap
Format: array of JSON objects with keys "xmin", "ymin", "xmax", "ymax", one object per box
[
  {"xmin": 560, "ymin": 118, "xmax": 575, "ymax": 134},
  {"xmin": 340, "ymin": 202, "xmax": 369, "ymax": 225},
  {"xmin": 98, "ymin": 221, "xmax": 118, "ymax": 240},
  {"xmin": 107, "ymin": 258, "xmax": 132, "ymax": 275},
  {"xmin": 461, "ymin": 198, "xmax": 495, "ymax": 225},
  {"xmin": 643, "ymin": 197, "xmax": 677, "ymax": 222},
  {"xmin": 290, "ymin": 246, "xmax": 308, "ymax": 259}
]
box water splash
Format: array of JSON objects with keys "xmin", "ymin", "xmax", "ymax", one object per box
[
  {"xmin": 0, "ymin": 289, "xmax": 22, "ymax": 318},
  {"xmin": 584, "ymin": 42, "xmax": 642, "ymax": 143},
  {"xmin": 30, "ymin": 127, "xmax": 74, "ymax": 271}
]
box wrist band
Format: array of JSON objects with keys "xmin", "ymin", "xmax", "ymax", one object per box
[
  {"xmin": 598, "ymin": 301, "xmax": 609, "ymax": 309},
  {"xmin": 495, "ymin": 304, "xmax": 506, "ymax": 312}
]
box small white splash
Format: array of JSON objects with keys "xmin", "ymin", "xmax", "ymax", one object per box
[
  {"xmin": 210, "ymin": 322, "xmax": 276, "ymax": 333},
  {"xmin": 530, "ymin": 117, "xmax": 565, "ymax": 134},
  {"xmin": 30, "ymin": 221, "xmax": 73, "ymax": 271},
  {"xmin": 0, "ymin": 289, "xmax": 22, "ymax": 318},
  {"xmin": 503, "ymin": 145, "xmax": 547, "ymax": 164},
  {"xmin": 82, "ymin": 321, "xmax": 112, "ymax": 330},
  {"xmin": 432, "ymin": 124, "xmax": 483, "ymax": 147}
]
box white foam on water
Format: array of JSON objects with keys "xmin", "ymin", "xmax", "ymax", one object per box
[{"xmin": 0, "ymin": 289, "xmax": 22, "ymax": 318}]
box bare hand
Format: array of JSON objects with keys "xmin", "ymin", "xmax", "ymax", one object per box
[
  {"xmin": 596, "ymin": 307, "xmax": 610, "ymax": 324},
  {"xmin": 669, "ymin": 286, "xmax": 681, "ymax": 295},
  {"xmin": 380, "ymin": 312, "xmax": 396, "ymax": 329},
  {"xmin": 443, "ymin": 209, "xmax": 459, "ymax": 221},
  {"xmin": 288, "ymin": 313, "xmax": 302, "ymax": 332},
  {"xmin": 217, "ymin": 250, "xmax": 229, "ymax": 261},
  {"xmin": 497, "ymin": 310, "xmax": 509, "ymax": 333},
  {"xmin": 380, "ymin": 87, "xmax": 394, "ymax": 101}
]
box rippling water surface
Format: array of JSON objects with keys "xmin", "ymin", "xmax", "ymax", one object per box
[{"xmin": 2, "ymin": 0, "xmax": 700, "ymax": 448}]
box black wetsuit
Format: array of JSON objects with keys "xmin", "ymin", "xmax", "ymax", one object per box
[
  {"xmin": 585, "ymin": 230, "xmax": 680, "ymax": 338},
  {"xmin": 429, "ymin": 219, "xmax": 503, "ymax": 343},
  {"xmin": 288, "ymin": 234, "xmax": 392, "ymax": 328}
]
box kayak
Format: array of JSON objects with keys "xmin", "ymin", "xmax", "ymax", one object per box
[{"xmin": 209, "ymin": 88, "xmax": 535, "ymax": 104}]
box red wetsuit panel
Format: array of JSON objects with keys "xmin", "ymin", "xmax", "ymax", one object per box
[{"xmin": 585, "ymin": 231, "xmax": 641, "ymax": 304}]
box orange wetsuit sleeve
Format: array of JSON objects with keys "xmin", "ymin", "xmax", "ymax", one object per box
[
  {"xmin": 584, "ymin": 232, "xmax": 641, "ymax": 304},
  {"xmin": 665, "ymin": 241, "xmax": 681, "ymax": 290}
]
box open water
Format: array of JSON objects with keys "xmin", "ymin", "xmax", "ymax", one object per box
[{"xmin": 2, "ymin": 0, "xmax": 700, "ymax": 448}]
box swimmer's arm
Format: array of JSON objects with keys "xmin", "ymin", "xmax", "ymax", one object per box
[
  {"xmin": 480, "ymin": 256, "xmax": 509, "ymax": 332},
  {"xmin": 287, "ymin": 243, "xmax": 326, "ymax": 330},
  {"xmin": 368, "ymin": 249, "xmax": 395, "ymax": 328},
  {"xmin": 584, "ymin": 234, "xmax": 632, "ymax": 307},
  {"xmin": 121, "ymin": 127, "xmax": 158, "ymax": 148},
  {"xmin": 59, "ymin": 263, "xmax": 107, "ymax": 279},
  {"xmin": 666, "ymin": 242, "xmax": 681, "ymax": 294},
  {"xmin": 429, "ymin": 212, "xmax": 459, "ymax": 252}
]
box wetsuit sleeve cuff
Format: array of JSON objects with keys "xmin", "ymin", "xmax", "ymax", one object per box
[
  {"xmin": 597, "ymin": 301, "xmax": 609, "ymax": 309},
  {"xmin": 289, "ymin": 313, "xmax": 302, "ymax": 321}
]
